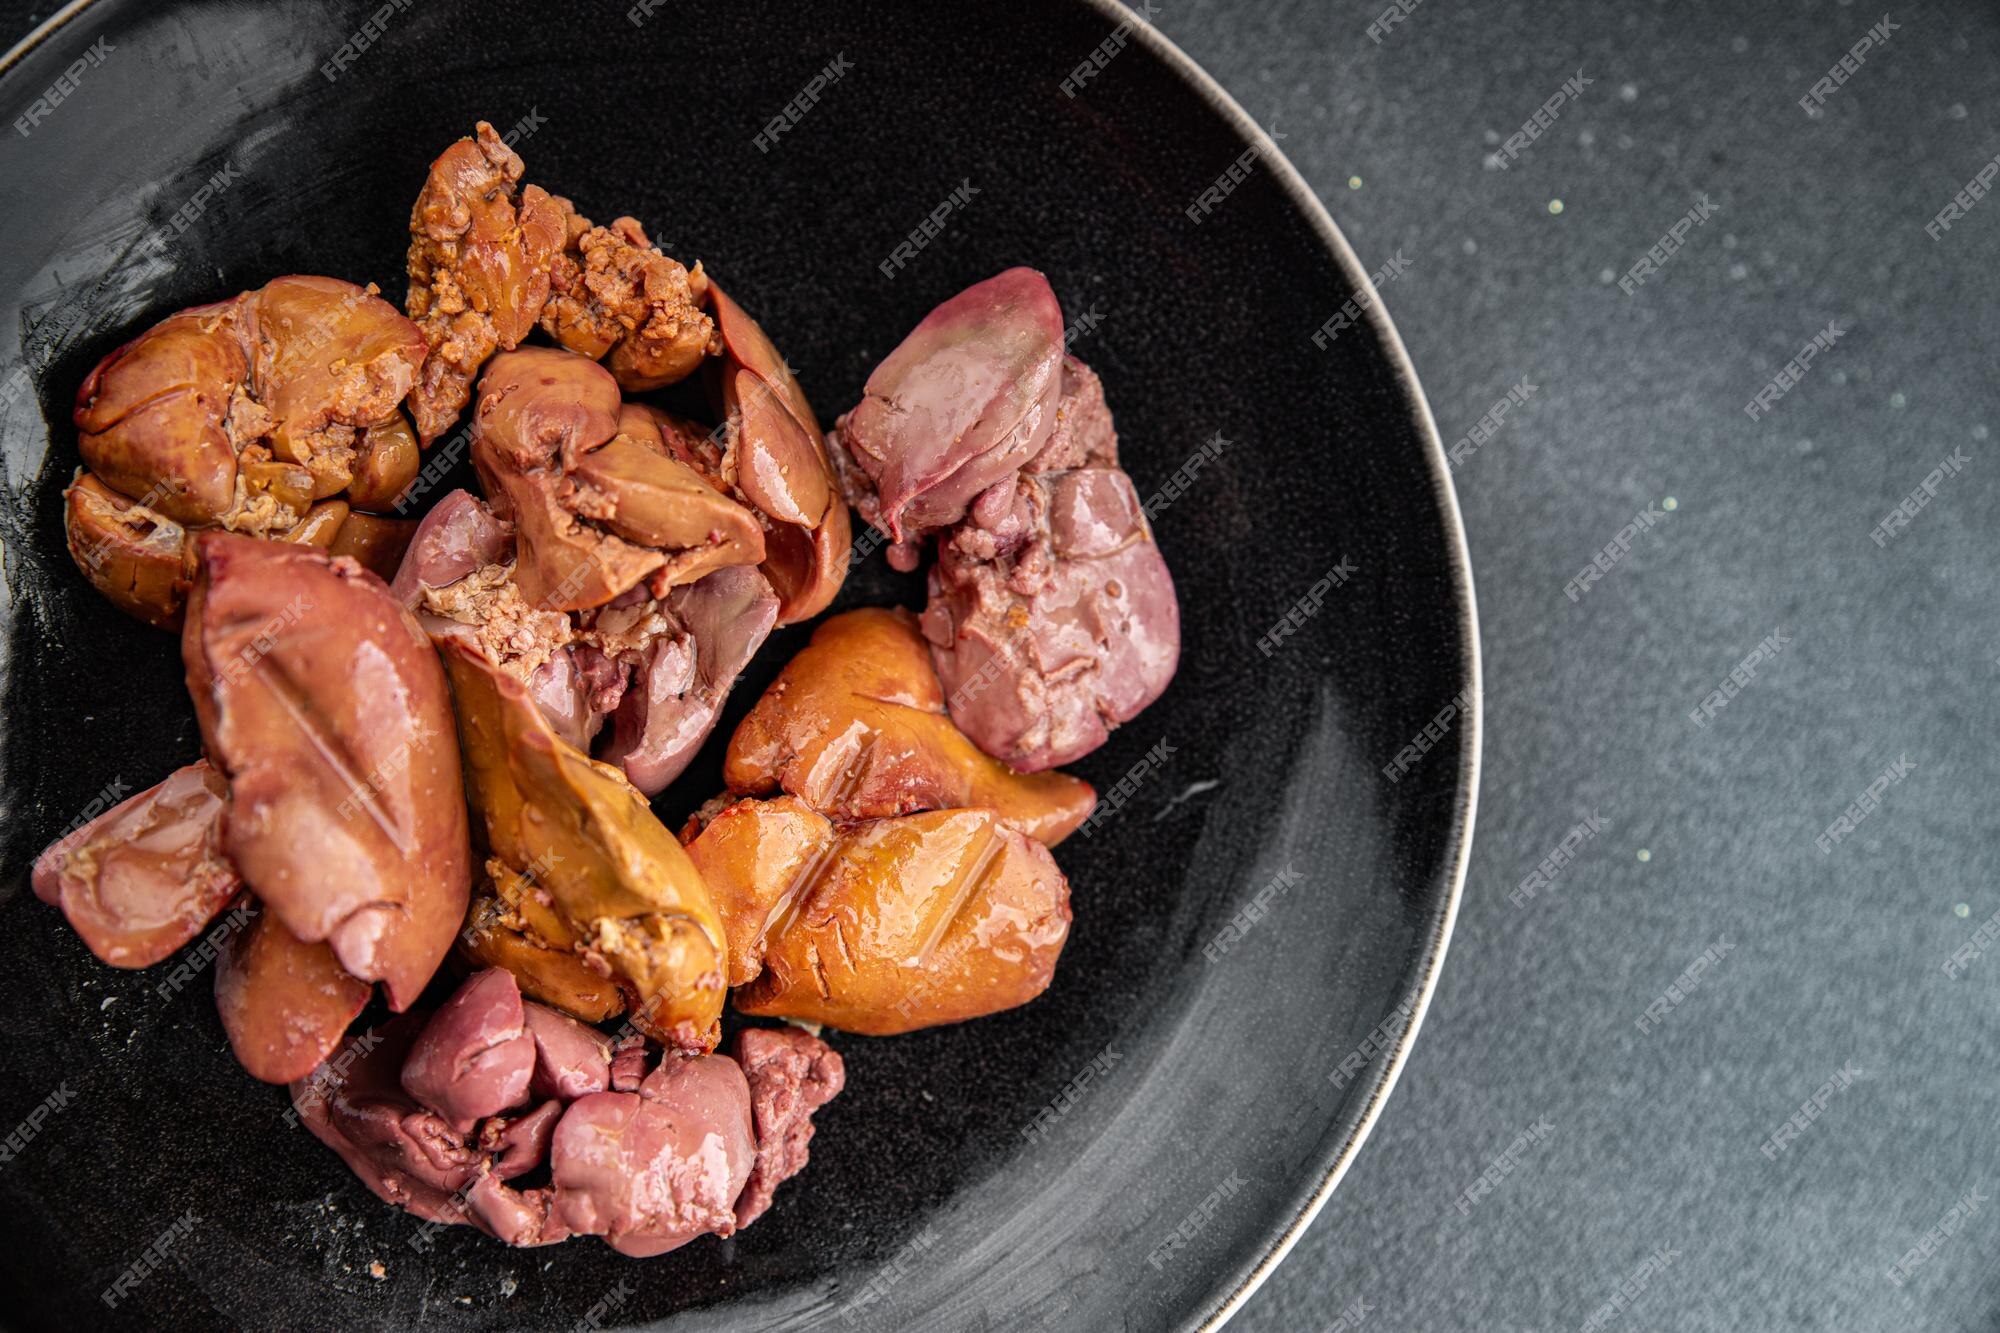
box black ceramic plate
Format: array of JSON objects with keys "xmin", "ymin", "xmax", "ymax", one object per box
[{"xmin": 0, "ymin": 2, "xmax": 1478, "ymax": 1329}]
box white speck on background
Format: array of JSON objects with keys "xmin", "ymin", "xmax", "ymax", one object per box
[{"xmin": 1153, "ymin": 779, "xmax": 1221, "ymax": 822}]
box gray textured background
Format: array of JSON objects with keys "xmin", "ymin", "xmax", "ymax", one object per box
[
  {"xmin": 1159, "ymin": 2, "xmax": 2000, "ymax": 1330},
  {"xmin": 6, "ymin": 1, "xmax": 1998, "ymax": 1330}
]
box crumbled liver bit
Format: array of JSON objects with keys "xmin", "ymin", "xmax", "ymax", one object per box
[
  {"xmin": 732, "ymin": 1026, "xmax": 845, "ymax": 1228},
  {"xmin": 421, "ymin": 563, "xmax": 575, "ymax": 679},
  {"xmin": 542, "ymin": 217, "xmax": 719, "ymax": 387},
  {"xmin": 574, "ymin": 598, "xmax": 679, "ymax": 661}
]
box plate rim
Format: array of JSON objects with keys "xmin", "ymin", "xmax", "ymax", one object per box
[
  {"xmin": 0, "ymin": 0, "xmax": 90, "ymax": 77},
  {"xmin": 1062, "ymin": 2, "xmax": 1483, "ymax": 1327},
  {"xmin": 0, "ymin": 3, "xmax": 1484, "ymax": 1329}
]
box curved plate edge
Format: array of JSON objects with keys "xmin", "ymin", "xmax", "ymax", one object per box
[
  {"xmin": 1065, "ymin": 3, "xmax": 1484, "ymax": 1329},
  {"xmin": 0, "ymin": 0, "xmax": 96, "ymax": 77}
]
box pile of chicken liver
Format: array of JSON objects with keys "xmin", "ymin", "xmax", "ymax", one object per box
[{"xmin": 33, "ymin": 121, "xmax": 1179, "ymax": 1258}]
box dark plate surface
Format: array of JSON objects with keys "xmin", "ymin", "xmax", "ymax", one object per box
[{"xmin": 0, "ymin": 2, "xmax": 1477, "ymax": 1328}]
